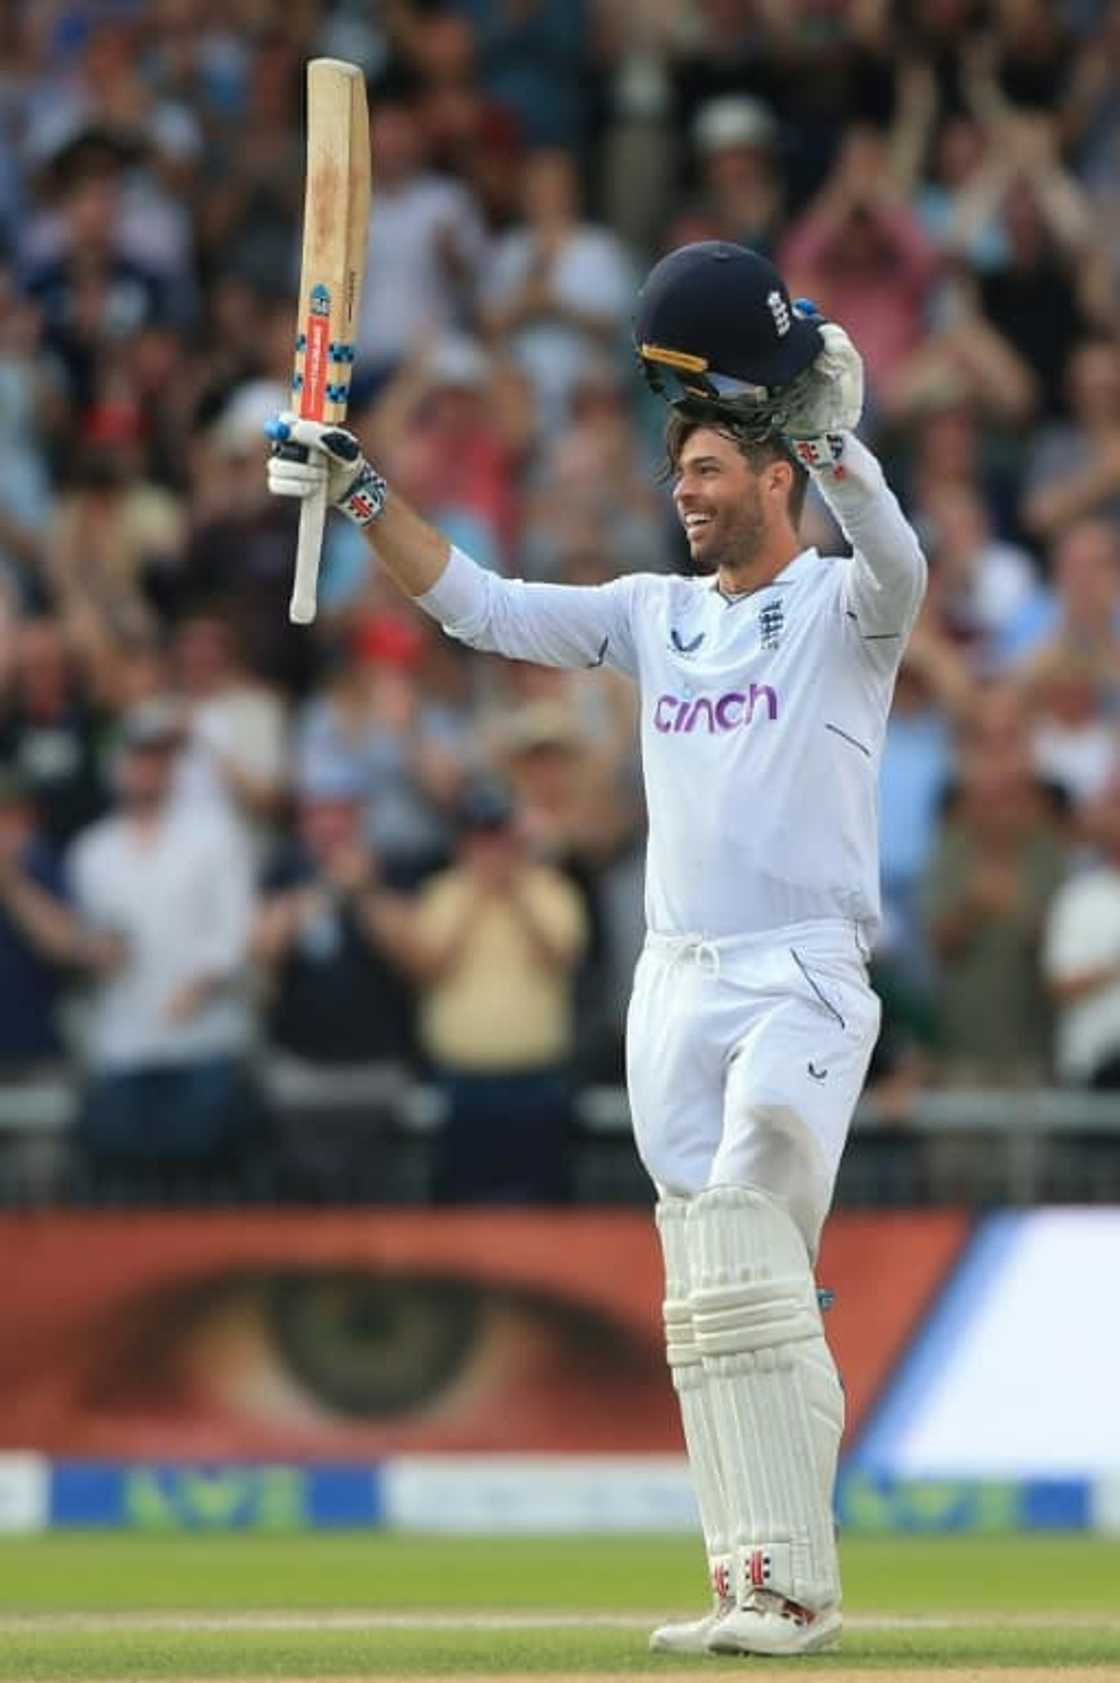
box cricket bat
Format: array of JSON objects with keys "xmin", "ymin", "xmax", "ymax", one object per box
[{"xmin": 289, "ymin": 59, "xmax": 371, "ymax": 625}]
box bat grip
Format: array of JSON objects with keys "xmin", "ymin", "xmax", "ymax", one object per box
[{"xmin": 290, "ymin": 483, "xmax": 327, "ymax": 624}]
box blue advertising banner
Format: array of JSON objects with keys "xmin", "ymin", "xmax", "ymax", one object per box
[{"xmin": 50, "ymin": 1461, "xmax": 382, "ymax": 1530}]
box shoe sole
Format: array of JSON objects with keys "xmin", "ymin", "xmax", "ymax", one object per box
[{"xmin": 707, "ymin": 1610, "xmax": 842, "ymax": 1656}]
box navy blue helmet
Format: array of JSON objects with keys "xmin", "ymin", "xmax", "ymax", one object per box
[{"xmin": 635, "ymin": 242, "xmax": 822, "ymax": 432}]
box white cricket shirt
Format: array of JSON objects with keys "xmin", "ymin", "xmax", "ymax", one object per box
[{"xmin": 418, "ymin": 435, "xmax": 926, "ymax": 943}]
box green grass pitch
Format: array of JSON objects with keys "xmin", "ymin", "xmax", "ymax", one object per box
[{"xmin": 0, "ymin": 1533, "xmax": 1118, "ymax": 1678}]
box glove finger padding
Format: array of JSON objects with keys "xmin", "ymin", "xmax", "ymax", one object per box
[
  {"xmin": 281, "ymin": 414, "xmax": 364, "ymax": 468},
  {"xmin": 267, "ymin": 445, "xmax": 327, "ymax": 500},
  {"xmin": 775, "ymin": 322, "xmax": 863, "ymax": 441}
]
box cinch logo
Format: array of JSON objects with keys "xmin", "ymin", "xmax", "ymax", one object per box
[{"xmin": 654, "ymin": 684, "xmax": 779, "ymax": 733}]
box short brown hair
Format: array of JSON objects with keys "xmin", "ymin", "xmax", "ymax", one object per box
[{"xmin": 663, "ymin": 412, "xmax": 809, "ymax": 528}]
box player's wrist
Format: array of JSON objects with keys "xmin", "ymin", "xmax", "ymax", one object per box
[
  {"xmin": 334, "ymin": 459, "xmax": 388, "ymax": 527},
  {"xmin": 788, "ymin": 433, "xmax": 849, "ymax": 475}
]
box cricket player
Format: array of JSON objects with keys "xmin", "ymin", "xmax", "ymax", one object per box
[{"xmin": 267, "ymin": 242, "xmax": 925, "ymax": 1657}]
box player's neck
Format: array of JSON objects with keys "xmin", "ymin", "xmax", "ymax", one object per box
[{"xmin": 717, "ymin": 531, "xmax": 802, "ymax": 598}]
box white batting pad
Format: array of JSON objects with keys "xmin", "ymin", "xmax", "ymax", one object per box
[
  {"xmin": 655, "ymin": 1197, "xmax": 733, "ymax": 1603},
  {"xmin": 687, "ymin": 1184, "xmax": 843, "ymax": 1612}
]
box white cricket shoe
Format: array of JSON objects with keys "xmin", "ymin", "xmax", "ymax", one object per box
[
  {"xmin": 649, "ymin": 1599, "xmax": 734, "ymax": 1654},
  {"xmin": 706, "ymin": 1589, "xmax": 842, "ymax": 1656}
]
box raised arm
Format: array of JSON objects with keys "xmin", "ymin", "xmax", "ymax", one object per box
[
  {"xmin": 777, "ymin": 313, "xmax": 927, "ymax": 648},
  {"xmin": 814, "ymin": 434, "xmax": 927, "ymax": 644},
  {"xmin": 267, "ymin": 414, "xmax": 640, "ymax": 675}
]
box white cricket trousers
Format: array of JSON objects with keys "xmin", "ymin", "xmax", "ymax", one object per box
[{"xmin": 625, "ymin": 920, "xmax": 881, "ymax": 1257}]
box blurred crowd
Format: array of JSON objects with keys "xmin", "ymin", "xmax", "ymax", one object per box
[{"xmin": 3, "ymin": 0, "xmax": 1120, "ymax": 1195}]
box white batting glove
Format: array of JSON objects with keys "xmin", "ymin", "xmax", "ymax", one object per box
[
  {"xmin": 777, "ymin": 304, "xmax": 864, "ymax": 472},
  {"xmin": 266, "ymin": 413, "xmax": 388, "ymax": 527}
]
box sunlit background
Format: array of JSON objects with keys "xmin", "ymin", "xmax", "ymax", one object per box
[{"xmin": 0, "ymin": 0, "xmax": 1118, "ymax": 1553}]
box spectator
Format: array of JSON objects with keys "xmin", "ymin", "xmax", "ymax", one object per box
[
  {"xmin": 0, "ymin": 268, "xmax": 59, "ymax": 604},
  {"xmin": 294, "ymin": 619, "xmax": 466, "ymax": 888},
  {"xmin": 171, "ymin": 609, "xmax": 288, "ymax": 842},
  {"xmin": 0, "ymin": 616, "xmax": 111, "ymax": 847},
  {"xmin": 1022, "ymin": 338, "xmax": 1120, "ymax": 544},
  {"xmin": 975, "ymin": 122, "xmax": 1113, "ymax": 414},
  {"xmin": 179, "ymin": 395, "xmax": 313, "ymax": 697},
  {"xmin": 520, "ymin": 356, "xmax": 669, "ymax": 579},
  {"xmin": 781, "ymin": 127, "xmax": 939, "ymax": 408},
  {"xmin": 918, "ymin": 484, "xmax": 1047, "ymax": 674},
  {"xmin": 1005, "ymin": 517, "xmax": 1120, "ymax": 683},
  {"xmin": 194, "ymin": 32, "xmax": 303, "ymax": 293},
  {"xmin": 688, "ymin": 95, "xmax": 784, "ymax": 256},
  {"xmin": 394, "ymin": 778, "xmax": 587, "ymax": 1202},
  {"xmin": 455, "ymin": 0, "xmax": 590, "ymax": 150},
  {"xmin": 254, "ymin": 766, "xmax": 414, "ymax": 1070},
  {"xmin": 369, "ymin": 333, "xmax": 525, "ymax": 573},
  {"xmin": 357, "ymin": 64, "xmax": 488, "ymax": 374},
  {"xmin": 878, "ymin": 643, "xmax": 963, "ymax": 987},
  {"xmin": 23, "ymin": 162, "xmax": 168, "ymax": 412},
  {"xmin": 1025, "ymin": 653, "xmax": 1119, "ymax": 811},
  {"xmin": 67, "ymin": 701, "xmax": 256, "ymax": 1179},
  {"xmin": 913, "ymin": 115, "xmax": 1009, "ymax": 274},
  {"xmin": 253, "ymin": 763, "xmax": 417, "ymax": 1193},
  {"xmin": 0, "ymin": 765, "xmax": 120, "ymax": 1072},
  {"xmin": 1043, "ymin": 775, "xmax": 1120, "ymax": 1088},
  {"xmin": 481, "ymin": 148, "xmax": 634, "ymax": 437},
  {"xmin": 1066, "ymin": 0, "xmax": 1120, "ymax": 286},
  {"xmin": 44, "ymin": 402, "xmax": 184, "ymax": 634},
  {"xmin": 922, "ymin": 692, "xmax": 1068, "ymax": 1084}
]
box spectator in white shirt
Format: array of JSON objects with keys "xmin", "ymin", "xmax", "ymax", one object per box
[
  {"xmin": 67, "ymin": 700, "xmax": 256, "ymax": 1173},
  {"xmin": 1043, "ymin": 776, "xmax": 1120, "ymax": 1089},
  {"xmin": 171, "ymin": 610, "xmax": 288, "ymax": 850},
  {"xmin": 481, "ymin": 149, "xmax": 634, "ymax": 437},
  {"xmin": 358, "ymin": 66, "xmax": 488, "ymax": 372}
]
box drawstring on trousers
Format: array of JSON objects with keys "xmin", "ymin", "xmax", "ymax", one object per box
[{"xmin": 660, "ymin": 934, "xmax": 722, "ymax": 979}]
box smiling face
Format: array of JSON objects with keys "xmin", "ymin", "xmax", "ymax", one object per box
[{"xmin": 670, "ymin": 424, "xmax": 800, "ymax": 583}]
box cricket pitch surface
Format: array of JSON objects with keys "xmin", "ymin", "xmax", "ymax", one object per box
[{"xmin": 1, "ymin": 1534, "xmax": 1118, "ymax": 1679}]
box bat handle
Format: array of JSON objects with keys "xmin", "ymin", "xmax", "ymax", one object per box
[{"xmin": 290, "ymin": 483, "xmax": 327, "ymax": 624}]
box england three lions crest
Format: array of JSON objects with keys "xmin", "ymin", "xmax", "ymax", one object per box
[{"xmin": 759, "ymin": 601, "xmax": 784, "ymax": 651}]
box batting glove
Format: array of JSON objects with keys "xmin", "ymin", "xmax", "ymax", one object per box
[
  {"xmin": 266, "ymin": 413, "xmax": 388, "ymax": 527},
  {"xmin": 775, "ymin": 302, "xmax": 864, "ymax": 472}
]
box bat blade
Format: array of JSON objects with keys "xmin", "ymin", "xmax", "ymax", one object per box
[{"xmin": 289, "ymin": 58, "xmax": 371, "ymax": 625}]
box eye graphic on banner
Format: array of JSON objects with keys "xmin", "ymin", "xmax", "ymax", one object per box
[
  {"xmin": 0, "ymin": 1212, "xmax": 675, "ymax": 1457},
  {"xmin": 82, "ymin": 1266, "xmax": 657, "ymax": 1438}
]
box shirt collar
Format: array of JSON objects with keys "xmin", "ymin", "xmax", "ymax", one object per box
[{"xmin": 709, "ymin": 545, "xmax": 820, "ymax": 601}]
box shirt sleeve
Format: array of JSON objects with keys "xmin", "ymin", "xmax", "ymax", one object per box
[
  {"xmin": 192, "ymin": 821, "xmax": 254, "ymax": 977},
  {"xmin": 1043, "ymin": 877, "xmax": 1119, "ymax": 979},
  {"xmin": 528, "ymin": 870, "xmax": 589, "ymax": 963},
  {"xmin": 416, "ymin": 545, "xmax": 641, "ymax": 677},
  {"xmin": 814, "ymin": 435, "xmax": 927, "ymax": 654}
]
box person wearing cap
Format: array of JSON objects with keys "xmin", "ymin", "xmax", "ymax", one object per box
[
  {"xmin": 387, "ymin": 776, "xmax": 587, "ymax": 1203},
  {"xmin": 65, "ymin": 700, "xmax": 256, "ymax": 1183},
  {"xmin": 252, "ymin": 761, "xmax": 417, "ymax": 1193},
  {"xmin": 266, "ymin": 237, "xmax": 926, "ymax": 1657},
  {"xmin": 690, "ymin": 95, "xmax": 784, "ymax": 257}
]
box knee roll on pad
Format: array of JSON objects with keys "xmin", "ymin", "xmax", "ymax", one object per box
[
  {"xmin": 686, "ymin": 1184, "xmax": 843, "ymax": 1612},
  {"xmin": 655, "ymin": 1196, "xmax": 733, "ymax": 1580}
]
